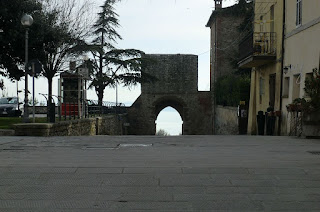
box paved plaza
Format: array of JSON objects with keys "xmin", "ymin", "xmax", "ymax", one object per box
[{"xmin": 0, "ymin": 135, "xmax": 320, "ymax": 211}]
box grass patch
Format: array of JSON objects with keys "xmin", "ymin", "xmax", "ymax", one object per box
[{"xmin": 0, "ymin": 117, "xmax": 48, "ymax": 129}]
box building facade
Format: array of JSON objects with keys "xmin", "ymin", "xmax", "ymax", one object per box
[
  {"xmin": 206, "ymin": 0, "xmax": 249, "ymax": 134},
  {"xmin": 281, "ymin": 0, "xmax": 320, "ymax": 135},
  {"xmin": 239, "ymin": 0, "xmax": 284, "ymax": 135},
  {"xmin": 206, "ymin": 0, "xmax": 250, "ymax": 87}
]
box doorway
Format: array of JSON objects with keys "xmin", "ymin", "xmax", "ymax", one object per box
[{"xmin": 269, "ymin": 74, "xmax": 276, "ymax": 108}]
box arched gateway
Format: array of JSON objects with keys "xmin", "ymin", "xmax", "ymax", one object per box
[{"xmin": 127, "ymin": 54, "xmax": 213, "ymax": 135}]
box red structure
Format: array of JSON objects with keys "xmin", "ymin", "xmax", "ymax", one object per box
[
  {"xmin": 59, "ymin": 72, "xmax": 86, "ymax": 117},
  {"xmin": 61, "ymin": 103, "xmax": 78, "ymax": 116}
]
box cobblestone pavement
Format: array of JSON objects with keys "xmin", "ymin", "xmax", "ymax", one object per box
[{"xmin": 0, "ymin": 135, "xmax": 320, "ymax": 211}]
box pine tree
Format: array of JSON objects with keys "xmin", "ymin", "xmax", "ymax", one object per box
[{"xmin": 89, "ymin": 0, "xmax": 154, "ymax": 108}]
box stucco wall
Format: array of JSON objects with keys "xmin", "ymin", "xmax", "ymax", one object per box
[
  {"xmin": 247, "ymin": 0, "xmax": 284, "ymax": 135},
  {"xmin": 281, "ymin": 0, "xmax": 320, "ymax": 135},
  {"xmin": 215, "ymin": 105, "xmax": 239, "ymax": 135},
  {"xmin": 285, "ymin": 0, "xmax": 320, "ymax": 32}
]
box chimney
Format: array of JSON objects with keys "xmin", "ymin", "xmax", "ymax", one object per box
[{"xmin": 215, "ymin": 0, "xmax": 222, "ymax": 10}]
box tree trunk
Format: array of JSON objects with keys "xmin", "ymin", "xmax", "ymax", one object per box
[
  {"xmin": 97, "ymin": 86, "xmax": 104, "ymax": 114},
  {"xmin": 98, "ymin": 32, "xmax": 104, "ymax": 108},
  {"xmin": 98, "ymin": 71, "xmax": 103, "ymax": 107},
  {"xmin": 47, "ymin": 77, "xmax": 55, "ymax": 123}
]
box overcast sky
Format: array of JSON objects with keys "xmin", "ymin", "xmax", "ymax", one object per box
[
  {"xmin": 112, "ymin": 0, "xmax": 237, "ymax": 135},
  {"xmin": 1, "ymin": 0, "xmax": 237, "ymax": 135},
  {"xmin": 115, "ymin": 0, "xmax": 236, "ymax": 134}
]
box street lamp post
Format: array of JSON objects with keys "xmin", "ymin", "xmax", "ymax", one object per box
[
  {"xmin": 82, "ymin": 55, "xmax": 89, "ymax": 118},
  {"xmin": 21, "ymin": 14, "xmax": 33, "ymax": 122}
]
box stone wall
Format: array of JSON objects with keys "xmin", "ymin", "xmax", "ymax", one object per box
[
  {"xmin": 215, "ymin": 105, "xmax": 239, "ymax": 135},
  {"xmin": 142, "ymin": 54, "xmax": 198, "ymax": 94},
  {"xmin": 207, "ymin": 8, "xmax": 245, "ymax": 91},
  {"xmin": 52, "ymin": 119, "xmax": 96, "ymax": 136},
  {"xmin": 14, "ymin": 115, "xmax": 126, "ymax": 136},
  {"xmin": 0, "ymin": 129, "xmax": 15, "ymax": 136},
  {"xmin": 207, "ymin": 4, "xmax": 248, "ymax": 135},
  {"xmin": 128, "ymin": 92, "xmax": 213, "ymax": 135},
  {"xmin": 216, "ymin": 14, "xmax": 244, "ymax": 79},
  {"xmin": 27, "ymin": 106, "xmax": 57, "ymax": 114},
  {"xmin": 96, "ymin": 114, "xmax": 127, "ymax": 135},
  {"xmin": 302, "ymin": 111, "xmax": 320, "ymax": 138},
  {"xmin": 127, "ymin": 54, "xmax": 213, "ymax": 135}
]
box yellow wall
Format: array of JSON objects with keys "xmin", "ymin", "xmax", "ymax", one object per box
[
  {"xmin": 254, "ymin": 0, "xmax": 283, "ymax": 58},
  {"xmin": 247, "ymin": 0, "xmax": 283, "ymax": 135},
  {"xmin": 286, "ymin": 0, "xmax": 320, "ymax": 32},
  {"xmin": 281, "ymin": 0, "xmax": 320, "ymax": 135}
]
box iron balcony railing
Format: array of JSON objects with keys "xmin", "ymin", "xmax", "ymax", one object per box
[{"xmin": 239, "ymin": 32, "xmax": 276, "ymax": 61}]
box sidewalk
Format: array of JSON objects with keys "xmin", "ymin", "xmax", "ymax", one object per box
[{"xmin": 0, "ymin": 135, "xmax": 319, "ymax": 211}]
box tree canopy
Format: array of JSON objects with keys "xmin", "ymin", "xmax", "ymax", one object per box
[
  {"xmin": 0, "ymin": 0, "xmax": 43, "ymax": 79},
  {"xmin": 0, "ymin": 0, "xmax": 93, "ymax": 121},
  {"xmin": 1, "ymin": 0, "xmax": 154, "ymax": 119}
]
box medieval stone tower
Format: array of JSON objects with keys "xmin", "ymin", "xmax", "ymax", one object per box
[{"xmin": 127, "ymin": 54, "xmax": 213, "ymax": 135}]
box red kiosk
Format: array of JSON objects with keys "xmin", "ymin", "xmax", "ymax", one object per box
[{"xmin": 59, "ymin": 72, "xmax": 86, "ymax": 118}]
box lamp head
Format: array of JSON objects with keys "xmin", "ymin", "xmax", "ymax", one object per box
[
  {"xmin": 83, "ymin": 55, "xmax": 89, "ymax": 61},
  {"xmin": 21, "ymin": 14, "xmax": 33, "ymax": 27},
  {"xmin": 283, "ymin": 65, "xmax": 291, "ymax": 74}
]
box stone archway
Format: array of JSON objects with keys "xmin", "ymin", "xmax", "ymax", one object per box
[
  {"xmin": 154, "ymin": 97, "xmax": 185, "ymax": 121},
  {"xmin": 153, "ymin": 97, "xmax": 185, "ymax": 135},
  {"xmin": 155, "ymin": 106, "xmax": 183, "ymax": 135},
  {"xmin": 127, "ymin": 54, "xmax": 213, "ymax": 135}
]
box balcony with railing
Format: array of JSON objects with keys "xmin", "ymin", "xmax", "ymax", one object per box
[{"xmin": 238, "ymin": 32, "xmax": 277, "ymax": 68}]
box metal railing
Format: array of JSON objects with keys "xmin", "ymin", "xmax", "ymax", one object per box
[
  {"xmin": 239, "ymin": 32, "xmax": 276, "ymax": 61},
  {"xmin": 86, "ymin": 100, "xmax": 126, "ymax": 117},
  {"xmin": 36, "ymin": 94, "xmax": 127, "ymax": 121}
]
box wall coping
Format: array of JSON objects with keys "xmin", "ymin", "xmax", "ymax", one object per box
[
  {"xmin": 14, "ymin": 123, "xmax": 54, "ymax": 129},
  {"xmin": 216, "ymin": 105, "xmax": 238, "ymax": 111}
]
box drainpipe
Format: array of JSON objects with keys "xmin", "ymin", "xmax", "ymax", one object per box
[{"xmin": 278, "ymin": 0, "xmax": 286, "ymax": 135}]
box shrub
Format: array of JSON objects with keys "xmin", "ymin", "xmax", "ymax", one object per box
[
  {"xmin": 156, "ymin": 129, "xmax": 170, "ymax": 136},
  {"xmin": 215, "ymin": 75, "xmax": 250, "ymax": 107},
  {"xmin": 287, "ymin": 68, "xmax": 320, "ymax": 112},
  {"xmin": 304, "ymin": 68, "xmax": 320, "ymax": 111}
]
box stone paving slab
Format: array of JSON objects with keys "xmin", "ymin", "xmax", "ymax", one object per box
[
  {"xmin": 0, "ymin": 135, "xmax": 319, "ymax": 211},
  {"xmin": 164, "ymin": 200, "xmax": 263, "ymax": 211},
  {"xmin": 76, "ymin": 167, "xmax": 123, "ymax": 174},
  {"xmin": 123, "ymin": 167, "xmax": 182, "ymax": 174},
  {"xmin": 7, "ymin": 167, "xmax": 77, "ymax": 173}
]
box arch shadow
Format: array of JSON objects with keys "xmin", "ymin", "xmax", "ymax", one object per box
[{"xmin": 153, "ymin": 96, "xmax": 186, "ymax": 121}]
